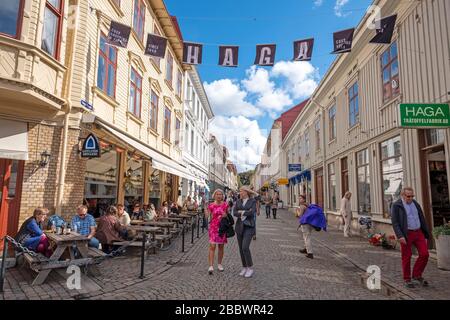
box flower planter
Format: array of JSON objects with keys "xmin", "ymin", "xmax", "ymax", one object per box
[{"xmin": 435, "ymin": 234, "xmax": 450, "ymax": 271}]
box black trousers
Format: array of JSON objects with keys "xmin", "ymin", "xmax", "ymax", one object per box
[
  {"xmin": 272, "ymin": 208, "xmax": 277, "ymax": 219},
  {"xmin": 236, "ymin": 227, "xmax": 255, "ymax": 268},
  {"xmin": 265, "ymin": 205, "xmax": 271, "ymax": 218}
]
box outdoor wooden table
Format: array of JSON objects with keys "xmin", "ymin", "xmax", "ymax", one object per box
[
  {"xmin": 29, "ymin": 231, "xmax": 98, "ymax": 285},
  {"xmin": 126, "ymin": 225, "xmax": 162, "ymax": 240},
  {"xmin": 134, "ymin": 221, "xmax": 176, "ymax": 235}
]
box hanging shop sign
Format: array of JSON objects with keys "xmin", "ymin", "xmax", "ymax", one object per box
[
  {"xmin": 107, "ymin": 21, "xmax": 132, "ymax": 48},
  {"xmin": 288, "ymin": 164, "xmax": 302, "ymax": 172},
  {"xmin": 399, "ymin": 104, "xmax": 450, "ymax": 128},
  {"xmin": 277, "ymin": 178, "xmax": 289, "ymax": 185},
  {"xmin": 81, "ymin": 133, "xmax": 101, "ymax": 158}
]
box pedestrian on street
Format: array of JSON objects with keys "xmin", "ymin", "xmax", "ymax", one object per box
[
  {"xmin": 271, "ymin": 192, "xmax": 279, "ymax": 219},
  {"xmin": 206, "ymin": 189, "xmax": 229, "ymax": 275},
  {"xmin": 233, "ymin": 186, "xmax": 258, "ymax": 278},
  {"xmin": 391, "ymin": 187, "xmax": 430, "ymax": 288},
  {"xmin": 340, "ymin": 191, "xmax": 352, "ymax": 237},
  {"xmin": 263, "ymin": 192, "xmax": 272, "ymax": 218},
  {"xmin": 296, "ymin": 195, "xmax": 313, "ymax": 259}
]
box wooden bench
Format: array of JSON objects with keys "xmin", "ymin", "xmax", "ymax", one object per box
[
  {"xmin": 112, "ymin": 240, "xmax": 157, "ymax": 255},
  {"xmin": 87, "ymin": 247, "xmax": 107, "ymax": 259}
]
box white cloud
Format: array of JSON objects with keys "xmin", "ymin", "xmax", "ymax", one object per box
[
  {"xmin": 203, "ymin": 79, "xmax": 262, "ymax": 118},
  {"xmin": 209, "ymin": 116, "xmax": 268, "ymax": 172},
  {"xmin": 335, "ymin": 0, "xmax": 350, "ymax": 17},
  {"xmin": 314, "ymin": 0, "xmax": 324, "ymax": 7},
  {"xmin": 271, "ymin": 61, "xmax": 319, "ymax": 99}
]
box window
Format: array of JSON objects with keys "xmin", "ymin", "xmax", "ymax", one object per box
[
  {"xmin": 381, "ymin": 42, "xmax": 400, "ymax": 102},
  {"xmin": 190, "ymin": 130, "xmax": 194, "ymax": 154},
  {"xmin": 150, "ymin": 26, "xmax": 162, "ymax": 68},
  {"xmin": 191, "ymin": 91, "xmax": 196, "ymax": 111},
  {"xmin": 149, "ymin": 90, "xmax": 159, "ymax": 130},
  {"xmin": 185, "ymin": 124, "xmax": 189, "ymax": 150},
  {"xmin": 176, "ymin": 70, "xmax": 182, "ymax": 97},
  {"xmin": 329, "ymin": 105, "xmax": 336, "ymax": 141},
  {"xmin": 348, "ymin": 82, "xmax": 359, "ymax": 127},
  {"xmin": 166, "ymin": 52, "xmax": 174, "ymax": 87},
  {"xmin": 356, "ymin": 149, "xmax": 371, "ymax": 214},
  {"xmin": 164, "ymin": 107, "xmax": 171, "ymax": 141},
  {"xmin": 381, "ymin": 136, "xmax": 403, "ymax": 218},
  {"xmin": 129, "ymin": 68, "xmax": 142, "ymax": 118},
  {"xmin": 305, "ymin": 132, "xmax": 310, "ymax": 157},
  {"xmin": 315, "ymin": 119, "xmax": 321, "ymax": 151},
  {"xmin": 97, "ymin": 34, "xmax": 118, "ymax": 97},
  {"xmin": 328, "ymin": 162, "xmax": 336, "ymax": 211},
  {"xmin": 133, "ymin": 0, "xmax": 145, "ymax": 42},
  {"xmin": 41, "ymin": 0, "xmax": 64, "ymax": 59},
  {"xmin": 0, "ymin": 0, "xmax": 24, "ymax": 38},
  {"xmin": 341, "ymin": 157, "xmax": 349, "ymax": 197},
  {"xmin": 425, "ymin": 129, "xmax": 445, "ymax": 146},
  {"xmin": 175, "ymin": 118, "xmax": 181, "ymax": 146}
]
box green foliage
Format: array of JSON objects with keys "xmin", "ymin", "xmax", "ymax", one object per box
[{"xmin": 432, "ymin": 223, "xmax": 450, "ymax": 238}]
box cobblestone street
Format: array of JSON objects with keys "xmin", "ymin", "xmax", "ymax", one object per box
[{"xmin": 7, "ymin": 208, "xmax": 445, "ymax": 300}]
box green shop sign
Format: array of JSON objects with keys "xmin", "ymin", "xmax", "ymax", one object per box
[{"xmin": 399, "ymin": 103, "xmax": 450, "ymax": 128}]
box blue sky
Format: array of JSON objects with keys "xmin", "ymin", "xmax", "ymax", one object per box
[{"xmin": 165, "ymin": 0, "xmax": 373, "ymax": 171}]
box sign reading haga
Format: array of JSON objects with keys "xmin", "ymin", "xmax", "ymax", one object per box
[{"xmin": 399, "ymin": 104, "xmax": 450, "ymax": 128}]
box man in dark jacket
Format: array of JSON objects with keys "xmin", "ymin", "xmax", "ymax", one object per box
[{"xmin": 391, "ymin": 187, "xmax": 430, "ymax": 288}]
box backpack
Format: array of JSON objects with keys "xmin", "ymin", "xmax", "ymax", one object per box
[{"xmin": 299, "ymin": 204, "xmax": 327, "ymax": 232}]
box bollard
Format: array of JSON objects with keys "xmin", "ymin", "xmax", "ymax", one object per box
[
  {"xmin": 197, "ymin": 215, "xmax": 200, "ymax": 238},
  {"xmin": 139, "ymin": 232, "xmax": 146, "ymax": 279},
  {"xmin": 0, "ymin": 237, "xmax": 9, "ymax": 293},
  {"xmin": 181, "ymin": 223, "xmax": 185, "ymax": 253}
]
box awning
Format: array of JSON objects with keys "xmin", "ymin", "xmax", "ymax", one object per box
[
  {"xmin": 0, "ymin": 119, "xmax": 28, "ymax": 160},
  {"xmin": 98, "ymin": 121, "xmax": 189, "ymax": 179},
  {"xmin": 289, "ymin": 169, "xmax": 311, "ymax": 185}
]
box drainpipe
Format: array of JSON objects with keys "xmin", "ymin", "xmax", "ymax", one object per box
[{"xmin": 55, "ymin": 1, "xmax": 79, "ymax": 214}]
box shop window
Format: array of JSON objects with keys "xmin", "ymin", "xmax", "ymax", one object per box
[
  {"xmin": 356, "ymin": 149, "xmax": 371, "ymax": 214},
  {"xmin": 97, "ymin": 34, "xmax": 118, "ymax": 98},
  {"xmin": 348, "ymin": 82, "xmax": 359, "ymax": 128},
  {"xmin": 84, "ymin": 147, "xmax": 118, "ymax": 218},
  {"xmin": 328, "ymin": 162, "xmax": 336, "ymax": 210},
  {"xmin": 41, "ymin": 0, "xmax": 64, "ymax": 59},
  {"xmin": 133, "ymin": 0, "xmax": 145, "ymax": 42},
  {"xmin": 148, "ymin": 169, "xmax": 161, "ymax": 209},
  {"xmin": 149, "ymin": 90, "xmax": 159, "ymax": 130},
  {"xmin": 329, "ymin": 105, "xmax": 336, "ymax": 141},
  {"xmin": 124, "ymin": 156, "xmax": 143, "ymax": 213},
  {"xmin": 129, "ymin": 67, "xmax": 142, "ymax": 118},
  {"xmin": 0, "ymin": 0, "xmax": 24, "ymax": 39},
  {"xmin": 381, "ymin": 41, "xmax": 400, "ymax": 102},
  {"xmin": 381, "ymin": 136, "xmax": 403, "ymax": 218}
]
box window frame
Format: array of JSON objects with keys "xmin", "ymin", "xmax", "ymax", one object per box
[
  {"xmin": 41, "ymin": 0, "xmax": 64, "ymax": 60},
  {"xmin": 133, "ymin": 0, "xmax": 146, "ymax": 42},
  {"xmin": 356, "ymin": 149, "xmax": 371, "ymax": 215},
  {"xmin": 149, "ymin": 90, "xmax": 159, "ymax": 131},
  {"xmin": 166, "ymin": 52, "xmax": 174, "ymax": 88},
  {"xmin": 329, "ymin": 105, "xmax": 337, "ymax": 141},
  {"xmin": 164, "ymin": 106, "xmax": 172, "ymax": 141},
  {"xmin": 380, "ymin": 41, "xmax": 400, "ymax": 102},
  {"xmin": 176, "ymin": 69, "xmax": 183, "ymax": 98},
  {"xmin": 348, "ymin": 82, "xmax": 359, "ymax": 128},
  {"xmin": 97, "ymin": 33, "xmax": 118, "ymax": 98},
  {"xmin": 328, "ymin": 162, "xmax": 336, "ymax": 211},
  {"xmin": 315, "ymin": 119, "xmax": 321, "ymax": 152},
  {"xmin": 129, "ymin": 67, "xmax": 143, "ymax": 118},
  {"xmin": 174, "ymin": 118, "xmax": 181, "ymax": 147},
  {"xmin": 0, "ymin": 0, "xmax": 25, "ymax": 39}
]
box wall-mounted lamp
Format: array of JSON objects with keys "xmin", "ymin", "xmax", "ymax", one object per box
[{"xmin": 39, "ymin": 150, "xmax": 51, "ymax": 167}]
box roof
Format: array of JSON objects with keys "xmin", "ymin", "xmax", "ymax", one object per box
[{"xmin": 276, "ymin": 99, "xmax": 309, "ymax": 141}]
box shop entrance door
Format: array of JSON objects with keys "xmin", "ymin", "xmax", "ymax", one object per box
[
  {"xmin": 314, "ymin": 168, "xmax": 324, "ymax": 208},
  {"xmin": 0, "ymin": 159, "xmax": 24, "ymax": 251},
  {"xmin": 426, "ymin": 148, "xmax": 450, "ymax": 228}
]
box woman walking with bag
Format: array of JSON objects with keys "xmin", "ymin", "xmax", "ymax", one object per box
[
  {"xmin": 206, "ymin": 189, "xmax": 229, "ymax": 275},
  {"xmin": 233, "ymin": 186, "xmax": 258, "ymax": 278}
]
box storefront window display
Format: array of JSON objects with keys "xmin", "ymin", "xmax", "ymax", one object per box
[
  {"xmin": 357, "ymin": 149, "xmax": 371, "ymax": 215},
  {"xmin": 148, "ymin": 168, "xmax": 161, "ymax": 209},
  {"xmin": 381, "ymin": 136, "xmax": 403, "ymax": 218},
  {"xmin": 84, "ymin": 147, "xmax": 118, "ymax": 218}
]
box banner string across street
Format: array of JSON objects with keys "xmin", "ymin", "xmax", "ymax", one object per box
[{"xmin": 106, "ymin": 13, "xmax": 398, "ymax": 68}]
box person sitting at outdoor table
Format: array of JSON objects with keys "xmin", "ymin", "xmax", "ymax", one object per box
[
  {"xmin": 116, "ymin": 204, "xmax": 131, "ymax": 227},
  {"xmin": 130, "ymin": 203, "xmax": 144, "ymax": 220},
  {"xmin": 158, "ymin": 201, "xmax": 170, "ymax": 218},
  {"xmin": 170, "ymin": 202, "xmax": 180, "ymax": 215},
  {"xmin": 15, "ymin": 207, "xmax": 53, "ymax": 257},
  {"xmin": 95, "ymin": 206, "xmax": 124, "ymax": 254},
  {"xmin": 183, "ymin": 196, "xmax": 196, "ymax": 211},
  {"xmin": 144, "ymin": 203, "xmax": 158, "ymax": 221},
  {"xmin": 71, "ymin": 205, "xmax": 99, "ymax": 248}
]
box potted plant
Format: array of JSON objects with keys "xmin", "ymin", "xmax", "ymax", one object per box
[{"xmin": 432, "ymin": 222, "xmax": 450, "ymax": 271}]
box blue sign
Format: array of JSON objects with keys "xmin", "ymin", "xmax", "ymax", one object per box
[
  {"xmin": 81, "ymin": 100, "xmax": 93, "ymax": 111},
  {"xmin": 289, "ymin": 164, "xmax": 302, "ymax": 172},
  {"xmin": 81, "ymin": 133, "xmax": 101, "ymax": 158}
]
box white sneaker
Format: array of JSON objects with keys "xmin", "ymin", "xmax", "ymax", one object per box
[
  {"xmin": 218, "ymin": 264, "xmax": 224, "ymax": 272},
  {"xmin": 239, "ymin": 268, "xmax": 248, "ymax": 276},
  {"xmin": 208, "ymin": 266, "xmax": 213, "ymax": 275},
  {"xmin": 244, "ymin": 268, "xmax": 254, "ymax": 278}
]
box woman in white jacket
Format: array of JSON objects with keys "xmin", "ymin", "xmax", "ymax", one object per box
[{"xmin": 340, "ymin": 191, "xmax": 352, "ymax": 237}]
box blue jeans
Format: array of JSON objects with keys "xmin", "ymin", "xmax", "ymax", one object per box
[{"xmin": 88, "ymin": 237, "xmax": 100, "ymax": 249}]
